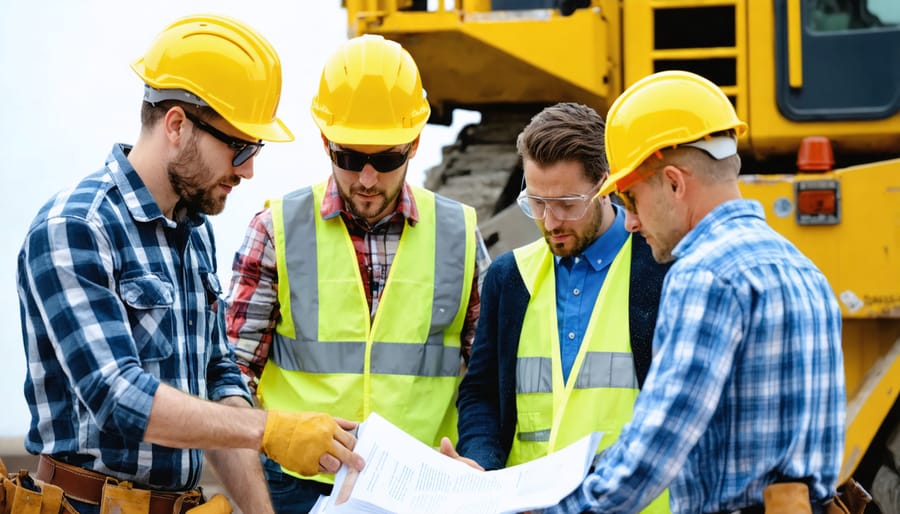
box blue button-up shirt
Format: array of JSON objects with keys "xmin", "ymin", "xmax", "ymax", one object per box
[
  {"xmin": 17, "ymin": 144, "xmax": 250, "ymax": 490},
  {"xmin": 555, "ymin": 205, "xmax": 629, "ymax": 382},
  {"xmin": 546, "ymin": 200, "xmax": 845, "ymax": 514}
]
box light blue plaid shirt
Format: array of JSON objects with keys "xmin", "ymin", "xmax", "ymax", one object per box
[
  {"xmin": 545, "ymin": 199, "xmax": 845, "ymax": 514},
  {"xmin": 17, "ymin": 144, "xmax": 250, "ymax": 490}
]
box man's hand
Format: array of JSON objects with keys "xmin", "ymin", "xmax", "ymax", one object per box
[
  {"xmin": 439, "ymin": 437, "xmax": 484, "ymax": 471},
  {"xmin": 318, "ymin": 418, "xmax": 361, "ymax": 473},
  {"xmin": 261, "ymin": 411, "xmax": 365, "ymax": 476}
]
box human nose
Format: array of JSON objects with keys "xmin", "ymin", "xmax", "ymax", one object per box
[
  {"xmin": 624, "ymin": 209, "xmax": 641, "ymax": 233},
  {"xmin": 543, "ymin": 206, "xmax": 563, "ymax": 230},
  {"xmin": 358, "ymin": 165, "xmax": 378, "ymax": 189},
  {"xmin": 235, "ymin": 158, "xmax": 255, "ymax": 180}
]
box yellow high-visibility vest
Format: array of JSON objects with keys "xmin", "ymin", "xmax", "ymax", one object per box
[
  {"xmin": 508, "ymin": 236, "xmax": 669, "ymax": 513},
  {"xmin": 258, "ymin": 181, "xmax": 476, "ymax": 482}
]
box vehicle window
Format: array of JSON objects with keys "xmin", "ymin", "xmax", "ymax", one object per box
[
  {"xmin": 810, "ymin": 0, "xmax": 900, "ymax": 31},
  {"xmin": 866, "ymin": 0, "xmax": 900, "ymax": 24}
]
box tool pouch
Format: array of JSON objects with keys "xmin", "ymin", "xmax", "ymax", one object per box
[
  {"xmin": 0, "ymin": 458, "xmax": 73, "ymax": 514},
  {"xmin": 826, "ymin": 478, "xmax": 872, "ymax": 514},
  {"xmin": 184, "ymin": 493, "xmax": 232, "ymax": 514},
  {"xmin": 99, "ymin": 480, "xmax": 150, "ymax": 514},
  {"xmin": 763, "ymin": 482, "xmax": 813, "ymax": 514}
]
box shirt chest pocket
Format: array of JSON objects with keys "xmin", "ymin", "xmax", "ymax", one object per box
[{"xmin": 119, "ymin": 275, "xmax": 175, "ymax": 362}]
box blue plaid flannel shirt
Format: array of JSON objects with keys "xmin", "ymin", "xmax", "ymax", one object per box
[
  {"xmin": 545, "ymin": 200, "xmax": 845, "ymax": 514},
  {"xmin": 17, "ymin": 144, "xmax": 251, "ymax": 490}
]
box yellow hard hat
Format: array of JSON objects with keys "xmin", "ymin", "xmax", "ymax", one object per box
[
  {"xmin": 131, "ymin": 14, "xmax": 293, "ymax": 142},
  {"xmin": 599, "ymin": 70, "xmax": 747, "ymax": 196},
  {"xmin": 311, "ymin": 34, "xmax": 430, "ymax": 146}
]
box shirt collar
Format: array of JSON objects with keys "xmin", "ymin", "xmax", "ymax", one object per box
[
  {"xmin": 107, "ymin": 143, "xmax": 204, "ymax": 229},
  {"xmin": 320, "ymin": 175, "xmax": 419, "ymax": 226},
  {"xmin": 672, "ymin": 199, "xmax": 764, "ymax": 259},
  {"xmin": 555, "ymin": 203, "xmax": 630, "ymax": 271}
]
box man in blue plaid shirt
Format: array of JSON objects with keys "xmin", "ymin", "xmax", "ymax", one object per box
[
  {"xmin": 16, "ymin": 14, "xmax": 362, "ymax": 514},
  {"xmin": 544, "ymin": 72, "xmax": 845, "ymax": 514}
]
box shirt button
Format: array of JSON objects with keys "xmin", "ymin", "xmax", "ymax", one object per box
[
  {"xmin": 573, "ymin": 288, "xmax": 580, "ymax": 296},
  {"xmin": 568, "ymin": 332, "xmax": 575, "ymax": 340}
]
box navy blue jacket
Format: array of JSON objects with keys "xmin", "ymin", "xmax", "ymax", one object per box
[{"xmin": 456, "ymin": 234, "xmax": 670, "ymax": 470}]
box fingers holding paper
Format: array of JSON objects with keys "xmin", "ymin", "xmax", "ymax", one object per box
[
  {"xmin": 329, "ymin": 417, "xmax": 365, "ymax": 472},
  {"xmin": 261, "ymin": 410, "xmax": 365, "ymax": 476},
  {"xmin": 440, "ymin": 436, "xmax": 485, "ymax": 471}
]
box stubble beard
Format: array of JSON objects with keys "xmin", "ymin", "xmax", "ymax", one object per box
[
  {"xmin": 544, "ymin": 202, "xmax": 605, "ymax": 258},
  {"xmin": 168, "ymin": 138, "xmax": 232, "ymax": 216},
  {"xmin": 337, "ymin": 169, "xmax": 406, "ymax": 223}
]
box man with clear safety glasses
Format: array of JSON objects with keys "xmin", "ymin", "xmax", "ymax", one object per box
[
  {"xmin": 225, "ymin": 34, "xmax": 488, "ymax": 513},
  {"xmin": 447, "ymin": 103, "xmax": 671, "ymax": 513}
]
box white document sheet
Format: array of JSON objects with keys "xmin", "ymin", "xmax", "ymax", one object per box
[{"xmin": 311, "ymin": 412, "xmax": 602, "ymax": 514}]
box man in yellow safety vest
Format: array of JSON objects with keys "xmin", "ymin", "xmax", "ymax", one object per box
[
  {"xmin": 225, "ymin": 34, "xmax": 487, "ymax": 513},
  {"xmin": 445, "ymin": 102, "xmax": 671, "ymax": 513}
]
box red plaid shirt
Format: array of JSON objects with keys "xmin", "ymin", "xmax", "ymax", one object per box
[{"xmin": 225, "ymin": 177, "xmax": 481, "ymax": 389}]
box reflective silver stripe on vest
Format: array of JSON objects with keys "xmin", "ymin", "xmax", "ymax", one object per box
[
  {"xmin": 516, "ymin": 356, "xmax": 553, "ymax": 394},
  {"xmin": 515, "ymin": 352, "xmax": 638, "ymax": 394},
  {"xmin": 271, "ymin": 340, "xmax": 462, "ymax": 376},
  {"xmin": 272, "ymin": 187, "xmax": 467, "ymax": 377},
  {"xmin": 517, "ymin": 429, "xmax": 550, "ymax": 442},
  {"xmin": 271, "ymin": 188, "xmax": 318, "ymax": 369},
  {"xmin": 430, "ymin": 194, "xmax": 467, "ymax": 333}
]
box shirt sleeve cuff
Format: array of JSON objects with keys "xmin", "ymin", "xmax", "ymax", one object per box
[{"xmin": 209, "ymin": 384, "xmax": 253, "ymax": 405}]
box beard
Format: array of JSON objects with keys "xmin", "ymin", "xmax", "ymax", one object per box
[
  {"xmin": 643, "ymin": 192, "xmax": 681, "ymax": 264},
  {"xmin": 167, "ymin": 138, "xmax": 236, "ymax": 216},
  {"xmin": 336, "ymin": 169, "xmax": 406, "ymax": 224},
  {"xmin": 646, "ymin": 226, "xmax": 682, "ymax": 264},
  {"xmin": 543, "ymin": 202, "xmax": 605, "ymax": 258}
]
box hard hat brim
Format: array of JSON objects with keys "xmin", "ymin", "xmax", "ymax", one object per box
[
  {"xmin": 597, "ymin": 170, "xmax": 630, "ymax": 197},
  {"xmin": 233, "ymin": 117, "xmax": 295, "ymax": 143}
]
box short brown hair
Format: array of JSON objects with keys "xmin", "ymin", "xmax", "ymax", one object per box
[
  {"xmin": 516, "ymin": 102, "xmax": 608, "ymax": 183},
  {"xmin": 140, "ymin": 100, "xmax": 218, "ymax": 130}
]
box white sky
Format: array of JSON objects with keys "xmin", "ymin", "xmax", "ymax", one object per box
[{"xmin": 0, "ymin": 1, "xmax": 477, "ymax": 436}]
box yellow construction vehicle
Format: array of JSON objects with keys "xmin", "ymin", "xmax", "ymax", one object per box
[{"xmin": 344, "ymin": 0, "xmax": 900, "ymax": 510}]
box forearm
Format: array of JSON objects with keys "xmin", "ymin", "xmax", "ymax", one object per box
[
  {"xmin": 457, "ymin": 338, "xmax": 505, "ymax": 469},
  {"xmin": 205, "ymin": 397, "xmax": 273, "ymax": 514},
  {"xmin": 457, "ymin": 393, "xmax": 506, "ymax": 470},
  {"xmin": 225, "ymin": 215, "xmax": 280, "ymax": 386},
  {"xmin": 457, "ymin": 257, "xmax": 511, "ymax": 470},
  {"xmin": 144, "ymin": 383, "xmax": 265, "ymax": 450}
]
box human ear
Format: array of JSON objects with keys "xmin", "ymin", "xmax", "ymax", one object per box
[{"xmin": 663, "ymin": 165, "xmax": 688, "ymax": 197}]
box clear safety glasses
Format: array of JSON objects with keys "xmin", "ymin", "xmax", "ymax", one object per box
[{"xmin": 516, "ymin": 183, "xmax": 601, "ymax": 221}]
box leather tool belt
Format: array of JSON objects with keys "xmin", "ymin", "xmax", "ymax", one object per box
[{"xmin": 35, "ymin": 455, "xmax": 202, "ymax": 514}]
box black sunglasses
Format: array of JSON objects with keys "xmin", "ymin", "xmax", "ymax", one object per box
[
  {"xmin": 329, "ymin": 144, "xmax": 412, "ymax": 173},
  {"xmin": 183, "ymin": 111, "xmax": 264, "ymax": 167}
]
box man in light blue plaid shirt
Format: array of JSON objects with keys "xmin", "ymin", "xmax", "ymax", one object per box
[
  {"xmin": 16, "ymin": 15, "xmax": 362, "ymax": 514},
  {"xmin": 544, "ymin": 71, "xmax": 845, "ymax": 514}
]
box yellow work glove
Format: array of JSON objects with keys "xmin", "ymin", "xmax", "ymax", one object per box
[{"xmin": 262, "ymin": 411, "xmax": 338, "ymax": 476}]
